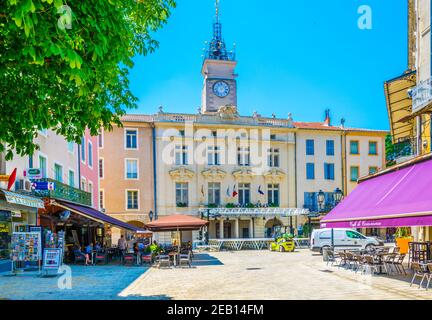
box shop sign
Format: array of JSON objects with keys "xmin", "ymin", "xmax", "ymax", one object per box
[
  {"xmin": 26, "ymin": 168, "xmax": 43, "ymax": 180},
  {"xmin": 11, "ymin": 211, "xmax": 21, "ymax": 218},
  {"xmin": 31, "ymin": 181, "xmax": 55, "ymax": 191},
  {"xmin": 3, "ymin": 191, "xmax": 45, "ymax": 209},
  {"xmin": 0, "ymin": 175, "xmax": 10, "ymax": 182},
  {"xmin": 42, "ymin": 248, "xmax": 62, "ymax": 276}
]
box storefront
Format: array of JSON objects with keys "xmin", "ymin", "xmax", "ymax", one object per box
[
  {"xmin": 0, "ymin": 190, "xmax": 45, "ymax": 273},
  {"xmin": 321, "ymin": 155, "xmax": 432, "ymax": 243},
  {"xmin": 39, "ymin": 199, "xmax": 145, "ymax": 260}
]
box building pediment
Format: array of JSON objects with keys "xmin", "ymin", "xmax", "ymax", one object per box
[
  {"xmin": 201, "ymin": 167, "xmax": 227, "ymax": 180},
  {"xmin": 263, "ymin": 168, "xmax": 286, "ymax": 182},
  {"xmin": 217, "ymin": 105, "xmax": 239, "ymax": 120},
  {"xmin": 169, "ymin": 166, "xmax": 195, "ymax": 181},
  {"xmin": 232, "ymin": 168, "xmax": 254, "ymax": 181}
]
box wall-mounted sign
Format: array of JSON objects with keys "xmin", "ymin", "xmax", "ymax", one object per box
[
  {"xmin": 0, "ymin": 175, "xmax": 10, "ymax": 182},
  {"xmin": 11, "ymin": 211, "xmax": 21, "ymax": 218},
  {"xmin": 26, "ymin": 168, "xmax": 43, "ymax": 180},
  {"xmin": 31, "ymin": 181, "xmax": 55, "ymax": 191},
  {"xmin": 2, "ymin": 190, "xmax": 45, "ymax": 209}
]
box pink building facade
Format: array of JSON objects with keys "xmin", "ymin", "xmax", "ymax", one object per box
[{"xmin": 79, "ymin": 128, "xmax": 99, "ymax": 209}]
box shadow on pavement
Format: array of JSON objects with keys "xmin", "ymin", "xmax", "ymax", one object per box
[{"xmin": 191, "ymin": 253, "xmax": 224, "ymax": 267}]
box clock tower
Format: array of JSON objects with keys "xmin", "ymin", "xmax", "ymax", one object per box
[{"xmin": 201, "ymin": 0, "xmax": 237, "ymax": 114}]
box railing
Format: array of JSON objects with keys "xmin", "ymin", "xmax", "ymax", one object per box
[
  {"xmin": 153, "ymin": 113, "xmax": 294, "ymax": 128},
  {"xmin": 411, "ymin": 77, "xmax": 432, "ymax": 113},
  {"xmin": 199, "ymin": 207, "xmax": 309, "ymax": 218},
  {"xmin": 387, "ymin": 137, "xmax": 417, "ymax": 164},
  {"xmin": 31, "ymin": 178, "xmax": 92, "ymax": 206}
]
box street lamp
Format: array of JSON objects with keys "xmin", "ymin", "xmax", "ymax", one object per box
[
  {"xmin": 317, "ymin": 190, "xmax": 325, "ymax": 211},
  {"xmin": 149, "ymin": 210, "xmax": 153, "ymax": 222},
  {"xmin": 334, "ymin": 187, "xmax": 343, "ymax": 205}
]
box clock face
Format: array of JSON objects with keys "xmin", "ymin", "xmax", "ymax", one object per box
[{"xmin": 213, "ymin": 81, "xmax": 230, "ymax": 98}]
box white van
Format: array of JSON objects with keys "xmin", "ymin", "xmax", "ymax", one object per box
[{"xmin": 310, "ymin": 228, "xmax": 384, "ymax": 253}]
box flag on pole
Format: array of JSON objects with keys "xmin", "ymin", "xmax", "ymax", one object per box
[
  {"xmin": 258, "ymin": 185, "xmax": 264, "ymax": 195},
  {"xmin": 226, "ymin": 186, "xmax": 230, "ymax": 197},
  {"xmin": 232, "ymin": 184, "xmax": 238, "ymax": 197}
]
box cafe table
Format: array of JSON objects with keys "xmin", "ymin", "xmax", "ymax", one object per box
[{"xmin": 168, "ymin": 252, "xmax": 178, "ymax": 267}]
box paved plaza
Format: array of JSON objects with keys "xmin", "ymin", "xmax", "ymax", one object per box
[{"xmin": 1, "ymin": 250, "xmax": 432, "ymax": 300}]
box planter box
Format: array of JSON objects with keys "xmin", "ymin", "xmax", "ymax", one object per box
[{"xmin": 396, "ymin": 237, "xmax": 413, "ymax": 254}]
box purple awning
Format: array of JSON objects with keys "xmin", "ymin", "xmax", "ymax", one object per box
[
  {"xmin": 321, "ymin": 158, "xmax": 432, "ymax": 228},
  {"xmin": 55, "ymin": 200, "xmax": 145, "ymax": 232}
]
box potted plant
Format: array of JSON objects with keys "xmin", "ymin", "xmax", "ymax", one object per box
[
  {"xmin": 176, "ymin": 202, "xmax": 188, "ymax": 208},
  {"xmin": 207, "ymin": 203, "xmax": 217, "ymax": 208},
  {"xmin": 395, "ymin": 227, "xmax": 413, "ymax": 254},
  {"xmin": 225, "ymin": 203, "xmax": 235, "ymax": 208},
  {"xmin": 246, "ymin": 203, "xmax": 255, "ymax": 208}
]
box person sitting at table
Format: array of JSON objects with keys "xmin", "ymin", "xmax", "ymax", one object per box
[
  {"xmin": 94, "ymin": 242, "xmax": 102, "ymax": 252},
  {"xmin": 73, "ymin": 245, "xmax": 91, "ymax": 265},
  {"xmin": 85, "ymin": 243, "xmax": 93, "ymax": 255},
  {"xmin": 138, "ymin": 241, "xmax": 145, "ymax": 253}
]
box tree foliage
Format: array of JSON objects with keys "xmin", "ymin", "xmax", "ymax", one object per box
[
  {"xmin": 0, "ymin": 0, "xmax": 175, "ymax": 159},
  {"xmin": 385, "ymin": 134, "xmax": 396, "ymax": 167}
]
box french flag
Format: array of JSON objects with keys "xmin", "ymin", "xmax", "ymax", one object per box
[{"xmin": 232, "ymin": 185, "xmax": 238, "ymax": 197}]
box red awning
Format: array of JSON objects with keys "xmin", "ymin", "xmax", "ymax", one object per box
[
  {"xmin": 321, "ymin": 157, "xmax": 432, "ymax": 229},
  {"xmin": 144, "ymin": 214, "xmax": 208, "ymax": 232}
]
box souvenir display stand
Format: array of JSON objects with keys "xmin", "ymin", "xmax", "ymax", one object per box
[{"xmin": 10, "ymin": 231, "xmax": 42, "ymax": 275}]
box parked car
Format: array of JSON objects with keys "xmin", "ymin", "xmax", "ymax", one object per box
[{"xmin": 310, "ymin": 228, "xmax": 384, "ymax": 254}]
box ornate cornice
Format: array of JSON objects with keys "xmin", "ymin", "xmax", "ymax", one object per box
[
  {"xmin": 232, "ymin": 168, "xmax": 254, "ymax": 182},
  {"xmin": 263, "ymin": 168, "xmax": 286, "ymax": 182},
  {"xmin": 201, "ymin": 167, "xmax": 227, "ymax": 180},
  {"xmin": 169, "ymin": 166, "xmax": 195, "ymax": 181}
]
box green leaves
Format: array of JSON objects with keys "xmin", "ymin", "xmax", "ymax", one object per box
[{"xmin": 0, "ymin": 0, "xmax": 176, "ymax": 160}]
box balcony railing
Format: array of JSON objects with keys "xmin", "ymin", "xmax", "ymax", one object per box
[
  {"xmin": 387, "ymin": 137, "xmax": 417, "ymax": 164},
  {"xmin": 31, "ymin": 178, "xmax": 92, "ymax": 206},
  {"xmin": 199, "ymin": 207, "xmax": 309, "ymax": 218},
  {"xmin": 411, "ymin": 77, "xmax": 432, "ymax": 113},
  {"xmin": 153, "ymin": 112, "xmax": 294, "ymax": 128}
]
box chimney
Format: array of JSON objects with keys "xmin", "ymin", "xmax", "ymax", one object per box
[{"xmin": 323, "ymin": 109, "xmax": 331, "ymax": 126}]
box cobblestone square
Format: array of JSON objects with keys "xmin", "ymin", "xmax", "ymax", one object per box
[{"xmin": 2, "ymin": 250, "xmax": 431, "ymax": 300}]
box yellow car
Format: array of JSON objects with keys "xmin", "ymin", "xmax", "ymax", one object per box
[{"xmin": 269, "ymin": 237, "xmax": 295, "ymax": 252}]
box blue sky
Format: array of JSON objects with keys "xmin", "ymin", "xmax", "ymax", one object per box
[{"xmin": 129, "ymin": 0, "xmax": 407, "ymax": 130}]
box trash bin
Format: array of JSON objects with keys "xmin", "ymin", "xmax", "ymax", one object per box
[{"xmin": 322, "ymin": 247, "xmax": 331, "ymax": 262}]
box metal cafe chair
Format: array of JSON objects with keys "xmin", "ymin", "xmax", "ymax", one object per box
[
  {"xmin": 94, "ymin": 251, "xmax": 108, "ymax": 265},
  {"xmin": 178, "ymin": 251, "xmax": 192, "ymax": 268},
  {"xmin": 157, "ymin": 254, "xmax": 171, "ymax": 268},
  {"xmin": 410, "ymin": 262, "xmax": 428, "ymax": 288},
  {"xmin": 383, "ymin": 253, "xmax": 397, "ymax": 275},
  {"xmin": 392, "ymin": 254, "xmax": 407, "ymax": 275}
]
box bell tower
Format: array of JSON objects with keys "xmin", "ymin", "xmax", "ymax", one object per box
[{"xmin": 201, "ymin": 0, "xmax": 237, "ymax": 114}]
